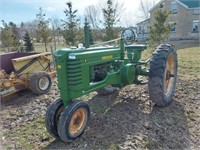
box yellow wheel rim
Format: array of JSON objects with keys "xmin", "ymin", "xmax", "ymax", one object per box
[
  {"xmin": 164, "ymin": 54, "xmax": 176, "ymax": 96},
  {"xmin": 69, "ymin": 108, "xmax": 87, "ymax": 136}
]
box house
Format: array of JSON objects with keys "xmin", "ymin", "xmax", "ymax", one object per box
[
  {"xmin": 149, "ymin": 0, "xmax": 200, "ymax": 40},
  {"xmin": 136, "ymin": 18, "xmax": 150, "ymax": 41}
]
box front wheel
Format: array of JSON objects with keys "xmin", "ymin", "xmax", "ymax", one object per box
[
  {"xmin": 148, "ymin": 44, "xmax": 178, "ymax": 107},
  {"xmin": 57, "ymin": 100, "xmax": 90, "ymax": 142},
  {"xmin": 45, "ymin": 99, "xmax": 64, "ymax": 139}
]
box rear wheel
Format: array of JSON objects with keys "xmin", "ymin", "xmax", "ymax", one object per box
[
  {"xmin": 30, "ymin": 72, "xmax": 52, "ymax": 95},
  {"xmin": 57, "ymin": 100, "xmax": 90, "ymax": 142},
  {"xmin": 148, "ymin": 44, "xmax": 178, "ymax": 107},
  {"xmin": 45, "ymin": 99, "xmax": 64, "ymax": 138}
]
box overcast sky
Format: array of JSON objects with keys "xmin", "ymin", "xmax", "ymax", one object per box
[{"xmin": 1, "ymin": 0, "xmax": 159, "ymax": 27}]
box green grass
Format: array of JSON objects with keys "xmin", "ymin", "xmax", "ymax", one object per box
[
  {"xmin": 3, "ymin": 117, "xmax": 54, "ymax": 150},
  {"xmin": 34, "ymin": 44, "xmax": 66, "ymax": 52},
  {"xmin": 177, "ymin": 46, "xmax": 200, "ymax": 79},
  {"xmin": 141, "ymin": 40, "xmax": 200, "ymax": 79}
]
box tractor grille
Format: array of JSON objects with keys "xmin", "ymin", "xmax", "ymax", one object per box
[{"xmin": 67, "ymin": 59, "xmax": 82, "ymax": 86}]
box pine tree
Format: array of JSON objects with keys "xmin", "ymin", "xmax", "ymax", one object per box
[
  {"xmin": 149, "ymin": 3, "xmax": 172, "ymax": 47},
  {"xmin": 36, "ymin": 7, "xmax": 51, "ymax": 52},
  {"xmin": 9, "ymin": 22, "xmax": 21, "ymax": 48},
  {"xmin": 89, "ymin": 26, "xmax": 94, "ymax": 45},
  {"xmin": 23, "ymin": 31, "xmax": 33, "ymax": 52},
  {"xmin": 0, "ymin": 20, "xmax": 13, "ymax": 49},
  {"xmin": 102, "ymin": 0, "xmax": 121, "ymax": 41},
  {"xmin": 0, "ymin": 20, "xmax": 21, "ymax": 51},
  {"xmin": 84, "ymin": 19, "xmax": 94, "ymax": 47},
  {"xmin": 62, "ymin": 1, "xmax": 80, "ymax": 46}
]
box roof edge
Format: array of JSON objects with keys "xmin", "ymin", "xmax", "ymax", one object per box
[
  {"xmin": 136, "ymin": 18, "xmax": 150, "ymax": 25},
  {"xmin": 149, "ymin": 0, "xmax": 199, "ymax": 12},
  {"xmin": 149, "ymin": 0, "xmax": 165, "ymax": 12},
  {"xmin": 176, "ymin": 0, "xmax": 188, "ymax": 9}
]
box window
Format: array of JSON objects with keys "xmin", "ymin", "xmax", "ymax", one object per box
[
  {"xmin": 192, "ymin": 20, "xmax": 199, "ymax": 32},
  {"xmin": 169, "ymin": 22, "xmax": 176, "ymax": 32},
  {"xmin": 139, "ymin": 26, "xmax": 141, "ymax": 33},
  {"xmin": 194, "ymin": 9, "xmax": 200, "ymax": 15},
  {"xmin": 171, "ymin": 2, "xmax": 177, "ymax": 14}
]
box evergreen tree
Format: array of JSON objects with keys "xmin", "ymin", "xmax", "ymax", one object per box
[
  {"xmin": 62, "ymin": 1, "xmax": 80, "ymax": 46},
  {"xmin": 36, "ymin": 7, "xmax": 51, "ymax": 52},
  {"xmin": 149, "ymin": 3, "xmax": 172, "ymax": 46},
  {"xmin": 9, "ymin": 22, "xmax": 21, "ymax": 47},
  {"xmin": 0, "ymin": 20, "xmax": 21, "ymax": 51},
  {"xmin": 23, "ymin": 31, "xmax": 34, "ymax": 52},
  {"xmin": 0, "ymin": 20, "xmax": 13, "ymax": 49},
  {"xmin": 102, "ymin": 0, "xmax": 121, "ymax": 41},
  {"xmin": 89, "ymin": 26, "xmax": 94, "ymax": 45},
  {"xmin": 84, "ymin": 19, "xmax": 94, "ymax": 46}
]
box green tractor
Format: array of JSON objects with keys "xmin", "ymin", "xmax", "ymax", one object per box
[{"xmin": 45, "ymin": 27, "xmax": 178, "ymax": 143}]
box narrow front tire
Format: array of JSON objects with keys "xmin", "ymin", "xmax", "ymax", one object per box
[
  {"xmin": 57, "ymin": 100, "xmax": 90, "ymax": 142},
  {"xmin": 45, "ymin": 99, "xmax": 64, "ymax": 139}
]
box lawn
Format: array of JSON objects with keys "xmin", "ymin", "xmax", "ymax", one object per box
[
  {"xmin": 33, "ymin": 44, "xmax": 66, "ymax": 52},
  {"xmin": 141, "ymin": 40, "xmax": 200, "ymax": 79}
]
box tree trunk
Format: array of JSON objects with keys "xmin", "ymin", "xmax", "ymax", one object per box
[
  {"xmin": 45, "ymin": 42, "xmax": 48, "ymax": 52},
  {"xmin": 53, "ymin": 34, "xmax": 56, "ymax": 50},
  {"xmin": 53, "ymin": 28, "xmax": 56, "ymax": 50},
  {"xmin": 58, "ymin": 36, "xmax": 61, "ymax": 45}
]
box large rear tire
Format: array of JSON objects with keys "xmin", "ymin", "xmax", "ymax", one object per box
[
  {"xmin": 148, "ymin": 44, "xmax": 178, "ymax": 107},
  {"xmin": 57, "ymin": 100, "xmax": 90, "ymax": 142}
]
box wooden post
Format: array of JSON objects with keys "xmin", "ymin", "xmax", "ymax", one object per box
[{"xmin": 50, "ymin": 46, "xmax": 56, "ymax": 68}]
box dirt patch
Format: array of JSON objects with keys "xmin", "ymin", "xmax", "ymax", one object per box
[{"xmin": 1, "ymin": 75, "xmax": 200, "ymax": 149}]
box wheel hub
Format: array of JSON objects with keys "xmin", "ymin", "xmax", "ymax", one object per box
[
  {"xmin": 69, "ymin": 108, "xmax": 87, "ymax": 136},
  {"xmin": 164, "ymin": 54, "xmax": 176, "ymax": 96},
  {"xmin": 166, "ymin": 71, "xmax": 175, "ymax": 80},
  {"xmin": 39, "ymin": 76, "xmax": 49, "ymax": 90},
  {"xmin": 166, "ymin": 71, "xmax": 170, "ymax": 80},
  {"xmin": 74, "ymin": 116, "xmax": 81, "ymax": 125}
]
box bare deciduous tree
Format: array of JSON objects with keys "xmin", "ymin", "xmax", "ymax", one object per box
[
  {"xmin": 50, "ymin": 17, "xmax": 62, "ymax": 49},
  {"xmin": 19, "ymin": 20, "xmax": 38, "ymax": 40},
  {"xmin": 84, "ymin": 5, "xmax": 100, "ymax": 29},
  {"xmin": 120, "ymin": 11, "xmax": 136, "ymax": 27},
  {"xmin": 138, "ymin": 0, "xmax": 154, "ymax": 20},
  {"xmin": 36, "ymin": 7, "xmax": 52, "ymax": 52}
]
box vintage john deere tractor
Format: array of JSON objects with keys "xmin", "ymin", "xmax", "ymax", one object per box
[{"xmin": 45, "ymin": 27, "xmax": 178, "ymax": 143}]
